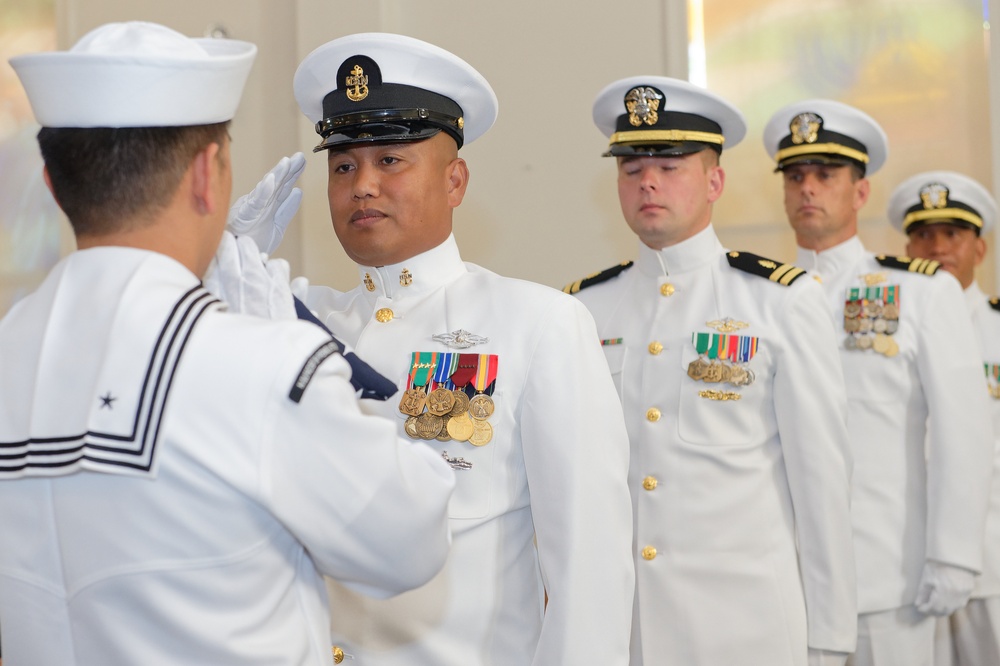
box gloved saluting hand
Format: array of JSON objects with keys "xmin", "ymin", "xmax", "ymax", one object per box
[
  {"xmin": 227, "ymin": 152, "xmax": 305, "ymax": 254},
  {"xmin": 203, "ymin": 231, "xmax": 295, "ymax": 320},
  {"xmin": 914, "ymin": 560, "xmax": 978, "ymax": 616}
]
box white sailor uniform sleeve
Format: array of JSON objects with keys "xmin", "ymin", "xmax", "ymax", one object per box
[
  {"xmin": 919, "ymin": 272, "xmax": 993, "ymax": 572},
  {"xmin": 260, "ymin": 341, "xmax": 456, "ymax": 599},
  {"xmin": 520, "ymin": 294, "xmax": 634, "ymax": 665},
  {"xmin": 772, "ymin": 278, "xmax": 857, "ymax": 652}
]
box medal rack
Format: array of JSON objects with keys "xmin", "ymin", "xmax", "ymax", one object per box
[
  {"xmin": 686, "ymin": 331, "xmax": 758, "ymax": 400},
  {"xmin": 843, "ymin": 285, "xmax": 899, "ymax": 356},
  {"xmin": 398, "ymin": 352, "xmax": 498, "ymax": 448}
]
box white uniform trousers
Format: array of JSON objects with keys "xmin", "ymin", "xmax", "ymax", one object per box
[
  {"xmin": 935, "ymin": 597, "xmax": 1000, "ymax": 665},
  {"xmin": 847, "ymin": 607, "xmax": 935, "ymax": 666}
]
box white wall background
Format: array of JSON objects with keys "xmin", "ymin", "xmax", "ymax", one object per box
[
  {"xmin": 52, "ymin": 0, "xmax": 695, "ymax": 292},
  {"xmin": 51, "ymin": 0, "xmax": 1000, "ymax": 292}
]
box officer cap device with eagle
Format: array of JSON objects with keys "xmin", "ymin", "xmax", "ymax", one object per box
[
  {"xmin": 294, "ymin": 32, "xmax": 498, "ymax": 152},
  {"xmin": 10, "ymin": 21, "xmax": 256, "ymax": 128},
  {"xmin": 592, "ymin": 75, "xmax": 747, "ymax": 157},
  {"xmin": 763, "ymin": 99, "xmax": 888, "ymax": 176},
  {"xmin": 888, "ymin": 170, "xmax": 996, "ymax": 237}
]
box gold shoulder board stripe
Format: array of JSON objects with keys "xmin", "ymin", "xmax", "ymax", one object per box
[
  {"xmin": 769, "ymin": 263, "xmax": 806, "ymax": 286},
  {"xmin": 909, "ymin": 258, "xmax": 941, "ymax": 275},
  {"xmin": 563, "ymin": 261, "xmax": 634, "ymax": 294},
  {"xmin": 726, "ymin": 251, "xmax": 807, "ymax": 286},
  {"xmin": 875, "ymin": 255, "xmax": 940, "ymax": 275}
]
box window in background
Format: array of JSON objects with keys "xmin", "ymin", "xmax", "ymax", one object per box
[
  {"xmin": 0, "ymin": 0, "xmax": 64, "ymax": 317},
  {"xmin": 694, "ymin": 0, "xmax": 994, "ymax": 289}
]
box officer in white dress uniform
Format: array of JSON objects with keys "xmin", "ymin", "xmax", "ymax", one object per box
[
  {"xmin": 764, "ymin": 100, "xmax": 994, "ymax": 666},
  {"xmin": 564, "ymin": 76, "xmax": 857, "ymax": 666},
  {"xmin": 279, "ymin": 33, "xmax": 634, "ymax": 665},
  {"xmin": 0, "ymin": 22, "xmax": 454, "ymax": 665},
  {"xmin": 888, "ymin": 171, "xmax": 1000, "ymax": 665}
]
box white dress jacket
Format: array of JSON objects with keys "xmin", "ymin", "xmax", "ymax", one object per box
[
  {"xmin": 0, "ymin": 248, "xmax": 455, "ymax": 665},
  {"xmin": 573, "ymin": 225, "xmax": 857, "ymax": 665},
  {"xmin": 307, "ymin": 234, "xmax": 636, "ymax": 666},
  {"xmin": 964, "ymin": 282, "xmax": 1000, "ymax": 600},
  {"xmin": 795, "ymin": 236, "xmax": 993, "ymax": 614}
]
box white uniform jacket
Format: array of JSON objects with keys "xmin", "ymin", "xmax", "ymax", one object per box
[
  {"xmin": 965, "ymin": 282, "xmax": 1000, "ymax": 599},
  {"xmin": 795, "ymin": 235, "xmax": 992, "ymax": 614},
  {"xmin": 306, "ymin": 234, "xmax": 635, "ymax": 666},
  {"xmin": 572, "ymin": 225, "xmax": 857, "ymax": 665},
  {"xmin": 0, "ymin": 248, "xmax": 454, "ymax": 666}
]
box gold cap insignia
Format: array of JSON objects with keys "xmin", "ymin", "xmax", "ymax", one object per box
[
  {"xmin": 919, "ymin": 182, "xmax": 949, "ymax": 210},
  {"xmin": 790, "ymin": 112, "xmax": 822, "ymax": 145},
  {"xmin": 346, "ymin": 64, "xmax": 369, "ymax": 102},
  {"xmin": 625, "ymin": 86, "xmax": 663, "ymax": 128}
]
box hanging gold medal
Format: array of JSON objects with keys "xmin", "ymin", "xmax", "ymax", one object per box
[
  {"xmin": 469, "ymin": 419, "xmax": 494, "ymax": 446},
  {"xmin": 426, "ymin": 352, "xmax": 459, "ymax": 416},
  {"xmin": 447, "ymin": 412, "xmax": 475, "ymax": 442},
  {"xmin": 415, "ymin": 413, "xmax": 444, "ymax": 440},
  {"xmin": 449, "ymin": 390, "xmax": 470, "ymax": 416},
  {"xmin": 427, "ymin": 388, "xmax": 456, "ymax": 416},
  {"xmin": 399, "ymin": 351, "xmax": 436, "ymax": 417},
  {"xmin": 404, "ymin": 416, "xmax": 420, "ymax": 438},
  {"xmin": 399, "ymin": 388, "xmax": 427, "ymax": 417},
  {"xmin": 469, "ymin": 353, "xmax": 498, "ymax": 420},
  {"xmin": 436, "ymin": 416, "xmax": 453, "ymax": 442},
  {"xmin": 687, "ymin": 357, "xmax": 710, "ymax": 380}
]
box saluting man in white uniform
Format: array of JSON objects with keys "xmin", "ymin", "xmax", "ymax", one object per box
[
  {"xmin": 764, "ymin": 100, "xmax": 994, "ymax": 666},
  {"xmin": 888, "ymin": 171, "xmax": 1000, "ymax": 665},
  {"xmin": 263, "ymin": 33, "xmax": 634, "ymax": 665},
  {"xmin": 0, "ymin": 22, "xmax": 455, "ymax": 665},
  {"xmin": 565, "ymin": 76, "xmax": 857, "ymax": 666}
]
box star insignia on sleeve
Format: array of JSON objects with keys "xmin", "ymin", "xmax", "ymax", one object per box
[{"xmin": 99, "ymin": 392, "xmax": 117, "ymax": 409}]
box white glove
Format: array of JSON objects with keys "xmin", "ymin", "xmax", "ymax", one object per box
[
  {"xmin": 914, "ymin": 560, "xmax": 978, "ymax": 616},
  {"xmin": 203, "ymin": 231, "xmax": 295, "ymax": 320},
  {"xmin": 808, "ymin": 648, "xmax": 848, "ymax": 666},
  {"xmin": 290, "ymin": 276, "xmax": 311, "ymax": 303},
  {"xmin": 226, "ymin": 152, "xmax": 305, "ymax": 254}
]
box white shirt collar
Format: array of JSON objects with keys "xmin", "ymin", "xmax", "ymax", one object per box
[
  {"xmin": 356, "ymin": 234, "xmax": 466, "ymax": 305},
  {"xmin": 635, "ymin": 224, "xmax": 724, "ymax": 277},
  {"xmin": 795, "ymin": 235, "xmax": 867, "ymax": 279}
]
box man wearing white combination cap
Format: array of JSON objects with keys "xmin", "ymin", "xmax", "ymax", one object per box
[
  {"xmin": 224, "ymin": 33, "xmax": 635, "ymax": 665},
  {"xmin": 0, "ymin": 22, "xmax": 455, "ymax": 665},
  {"xmin": 764, "ymin": 100, "xmax": 994, "ymax": 666},
  {"xmin": 888, "ymin": 171, "xmax": 1000, "ymax": 665},
  {"xmin": 564, "ymin": 76, "xmax": 857, "ymax": 665}
]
